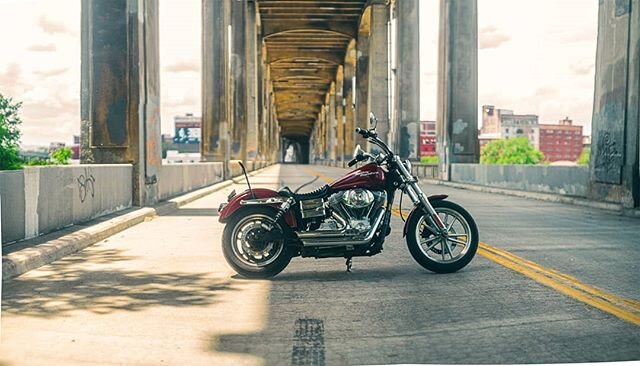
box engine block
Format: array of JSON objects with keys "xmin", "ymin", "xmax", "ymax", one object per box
[{"xmin": 328, "ymin": 189, "xmax": 386, "ymax": 232}]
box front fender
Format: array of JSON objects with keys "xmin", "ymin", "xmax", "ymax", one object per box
[
  {"xmin": 218, "ymin": 188, "xmax": 297, "ymax": 227},
  {"xmin": 402, "ymin": 194, "xmax": 448, "ymax": 237}
]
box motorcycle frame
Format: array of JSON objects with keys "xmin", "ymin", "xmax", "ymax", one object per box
[{"xmin": 218, "ymin": 126, "xmax": 450, "ymax": 253}]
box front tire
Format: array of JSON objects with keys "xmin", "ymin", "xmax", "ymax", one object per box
[
  {"xmin": 222, "ymin": 207, "xmax": 293, "ymax": 279},
  {"xmin": 406, "ymin": 200, "xmax": 479, "ymax": 273}
]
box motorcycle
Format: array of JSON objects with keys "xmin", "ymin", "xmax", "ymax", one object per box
[{"xmin": 218, "ymin": 113, "xmax": 479, "ymax": 278}]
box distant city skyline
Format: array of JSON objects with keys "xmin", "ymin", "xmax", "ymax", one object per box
[{"xmin": 1, "ymin": 0, "xmax": 597, "ymax": 146}]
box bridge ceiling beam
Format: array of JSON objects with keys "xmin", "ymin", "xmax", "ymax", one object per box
[{"xmin": 257, "ymin": 0, "xmax": 367, "ymax": 139}]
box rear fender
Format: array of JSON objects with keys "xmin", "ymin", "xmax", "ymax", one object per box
[
  {"xmin": 402, "ymin": 194, "xmax": 448, "ymax": 237},
  {"xmin": 218, "ymin": 188, "xmax": 297, "ymax": 227}
]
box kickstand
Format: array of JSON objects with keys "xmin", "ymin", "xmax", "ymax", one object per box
[{"xmin": 345, "ymin": 257, "xmax": 353, "ymax": 273}]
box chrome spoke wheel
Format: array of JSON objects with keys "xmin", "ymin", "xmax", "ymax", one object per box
[
  {"xmin": 231, "ymin": 214, "xmax": 284, "ymax": 268},
  {"xmin": 415, "ymin": 208, "xmax": 472, "ymax": 264}
]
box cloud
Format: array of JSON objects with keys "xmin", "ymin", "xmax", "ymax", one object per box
[
  {"xmin": 37, "ymin": 15, "xmax": 72, "ymax": 35},
  {"xmin": 0, "ymin": 63, "xmax": 31, "ymax": 96},
  {"xmin": 533, "ymin": 86, "xmax": 559, "ymax": 98},
  {"xmin": 561, "ymin": 29, "xmax": 597, "ymax": 44},
  {"xmin": 479, "ymin": 26, "xmax": 510, "ymax": 50},
  {"xmin": 21, "ymin": 94, "xmax": 78, "ymax": 121},
  {"xmin": 570, "ymin": 60, "xmax": 595, "ymax": 76},
  {"xmin": 27, "ymin": 43, "xmax": 57, "ymax": 52},
  {"xmin": 165, "ymin": 59, "xmax": 199, "ymax": 73},
  {"xmin": 34, "ymin": 67, "xmax": 69, "ymax": 78}
]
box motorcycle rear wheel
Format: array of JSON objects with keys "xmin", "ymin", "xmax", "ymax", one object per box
[
  {"xmin": 406, "ymin": 200, "xmax": 479, "ymax": 273},
  {"xmin": 222, "ymin": 207, "xmax": 293, "ymax": 279}
]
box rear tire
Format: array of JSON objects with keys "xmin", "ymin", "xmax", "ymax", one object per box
[
  {"xmin": 222, "ymin": 207, "xmax": 293, "ymax": 279},
  {"xmin": 406, "ymin": 200, "xmax": 478, "ymax": 273}
]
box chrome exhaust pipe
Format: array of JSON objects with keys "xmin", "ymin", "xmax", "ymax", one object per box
[
  {"xmin": 299, "ymin": 209, "xmax": 385, "ymax": 247},
  {"xmin": 296, "ymin": 212, "xmax": 349, "ymax": 239}
]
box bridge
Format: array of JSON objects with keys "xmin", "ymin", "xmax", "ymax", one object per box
[{"xmin": 1, "ymin": 0, "xmax": 639, "ymax": 365}]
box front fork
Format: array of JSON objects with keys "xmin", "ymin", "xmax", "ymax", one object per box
[{"xmin": 395, "ymin": 157, "xmax": 447, "ymax": 232}]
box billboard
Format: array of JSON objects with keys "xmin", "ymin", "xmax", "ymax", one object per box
[
  {"xmin": 174, "ymin": 122, "xmax": 201, "ymax": 144},
  {"xmin": 419, "ymin": 121, "xmax": 437, "ymax": 157}
]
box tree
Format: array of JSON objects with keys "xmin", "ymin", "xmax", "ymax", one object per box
[
  {"xmin": 577, "ymin": 147, "xmax": 590, "ymax": 166},
  {"xmin": 481, "ymin": 137, "xmax": 544, "ymax": 165},
  {"xmin": 50, "ymin": 146, "xmax": 72, "ymax": 165},
  {"xmin": 0, "ymin": 93, "xmax": 23, "ymax": 170}
]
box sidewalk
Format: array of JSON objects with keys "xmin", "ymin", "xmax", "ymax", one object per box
[{"xmin": 2, "ymin": 165, "xmax": 272, "ymax": 281}]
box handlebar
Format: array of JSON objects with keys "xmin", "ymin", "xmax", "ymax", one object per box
[
  {"xmin": 354, "ymin": 127, "xmax": 391, "ymax": 157},
  {"xmin": 355, "ymin": 127, "xmax": 377, "ymax": 139}
]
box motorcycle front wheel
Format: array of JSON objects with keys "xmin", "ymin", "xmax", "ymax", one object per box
[
  {"xmin": 406, "ymin": 200, "xmax": 479, "ymax": 273},
  {"xmin": 222, "ymin": 207, "xmax": 293, "ymax": 279}
]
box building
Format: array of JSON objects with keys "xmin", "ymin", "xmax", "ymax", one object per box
[
  {"xmin": 167, "ymin": 114, "xmax": 202, "ymax": 154},
  {"xmin": 48, "ymin": 142, "xmax": 66, "ymax": 152},
  {"xmin": 501, "ymin": 113, "xmax": 539, "ymax": 148},
  {"xmin": 480, "ymin": 105, "xmax": 539, "ymax": 150},
  {"xmin": 538, "ymin": 117, "xmax": 583, "ymax": 162},
  {"xmin": 419, "ymin": 120, "xmax": 436, "ymax": 157},
  {"xmin": 173, "ymin": 113, "xmax": 201, "ymax": 145},
  {"xmin": 481, "ymin": 105, "xmax": 513, "ymax": 135},
  {"xmin": 71, "ymin": 135, "xmax": 81, "ymax": 159}
]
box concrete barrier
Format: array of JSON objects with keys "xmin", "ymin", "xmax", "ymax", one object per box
[
  {"xmin": 1, "ymin": 165, "xmax": 133, "ymax": 245},
  {"xmin": 450, "ymin": 164, "xmax": 589, "ymax": 197},
  {"xmin": 158, "ymin": 163, "xmax": 224, "ymax": 201},
  {"xmin": 412, "ymin": 164, "xmax": 439, "ymax": 179}
]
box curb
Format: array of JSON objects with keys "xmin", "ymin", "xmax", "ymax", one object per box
[
  {"xmin": 2, "ymin": 165, "xmax": 273, "ymax": 281},
  {"xmin": 423, "ymin": 179, "xmax": 625, "ymax": 213}
]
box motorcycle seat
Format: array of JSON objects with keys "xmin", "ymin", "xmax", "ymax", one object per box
[{"xmin": 278, "ymin": 184, "xmax": 331, "ymax": 200}]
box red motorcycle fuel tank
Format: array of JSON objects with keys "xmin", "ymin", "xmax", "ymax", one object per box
[{"xmin": 330, "ymin": 163, "xmax": 386, "ymax": 191}]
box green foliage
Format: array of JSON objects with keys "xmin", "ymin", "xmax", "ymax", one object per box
[
  {"xmin": 0, "ymin": 93, "xmax": 23, "ymax": 170},
  {"xmin": 420, "ymin": 155, "xmax": 439, "ymax": 165},
  {"xmin": 23, "ymin": 158, "xmax": 50, "ymax": 166},
  {"xmin": 50, "ymin": 146, "xmax": 72, "ymax": 165},
  {"xmin": 577, "ymin": 147, "xmax": 590, "ymax": 166},
  {"xmin": 481, "ymin": 137, "xmax": 544, "ymax": 165}
]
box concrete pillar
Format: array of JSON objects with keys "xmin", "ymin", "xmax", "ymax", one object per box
[
  {"xmin": 589, "ymin": 0, "xmax": 640, "ymax": 209},
  {"xmin": 202, "ymin": 0, "xmax": 230, "ymax": 165},
  {"xmin": 321, "ymin": 106, "xmax": 328, "ymax": 160},
  {"xmin": 230, "ymin": 0, "xmax": 247, "ymax": 161},
  {"xmin": 336, "ymin": 66, "xmax": 345, "ymax": 164},
  {"xmin": 343, "ymin": 60, "xmax": 356, "ymax": 159},
  {"xmin": 368, "ymin": 4, "xmax": 390, "ymax": 147},
  {"xmin": 436, "ymin": 0, "xmax": 479, "ymax": 177},
  {"xmin": 245, "ymin": 1, "xmax": 259, "ymax": 165},
  {"xmin": 328, "ymin": 85, "xmax": 337, "ymax": 161},
  {"xmin": 81, "ymin": 0, "xmax": 161, "ymax": 206},
  {"xmin": 395, "ymin": 0, "xmax": 421, "ymax": 160},
  {"xmin": 356, "ymin": 28, "xmax": 370, "ymax": 134}
]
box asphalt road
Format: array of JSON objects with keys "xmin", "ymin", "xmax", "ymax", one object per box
[{"xmin": 2, "ymin": 164, "xmax": 639, "ymax": 365}]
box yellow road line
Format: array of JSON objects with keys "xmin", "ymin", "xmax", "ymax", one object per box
[
  {"xmin": 478, "ymin": 244, "xmax": 640, "ymax": 325},
  {"xmin": 303, "ymin": 166, "xmax": 640, "ymax": 326},
  {"xmin": 302, "ymin": 166, "xmax": 335, "ymax": 185}
]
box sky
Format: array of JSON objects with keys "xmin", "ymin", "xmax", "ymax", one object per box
[{"xmin": 0, "ymin": 0, "xmax": 598, "ymax": 147}]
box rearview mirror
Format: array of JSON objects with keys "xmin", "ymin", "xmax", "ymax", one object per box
[{"xmin": 369, "ymin": 112, "xmax": 378, "ymax": 129}]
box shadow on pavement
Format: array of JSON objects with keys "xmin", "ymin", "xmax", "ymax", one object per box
[
  {"xmin": 158, "ymin": 208, "xmax": 220, "ymax": 217},
  {"xmin": 2, "ymin": 247, "xmax": 238, "ymax": 319}
]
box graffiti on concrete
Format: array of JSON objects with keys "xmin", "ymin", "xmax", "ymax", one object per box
[
  {"xmin": 77, "ymin": 167, "xmax": 96, "ymax": 203},
  {"xmin": 595, "ymin": 131, "xmax": 623, "ymax": 184}
]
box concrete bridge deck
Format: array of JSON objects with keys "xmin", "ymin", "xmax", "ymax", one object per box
[{"xmin": 2, "ymin": 164, "xmax": 639, "ymax": 365}]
